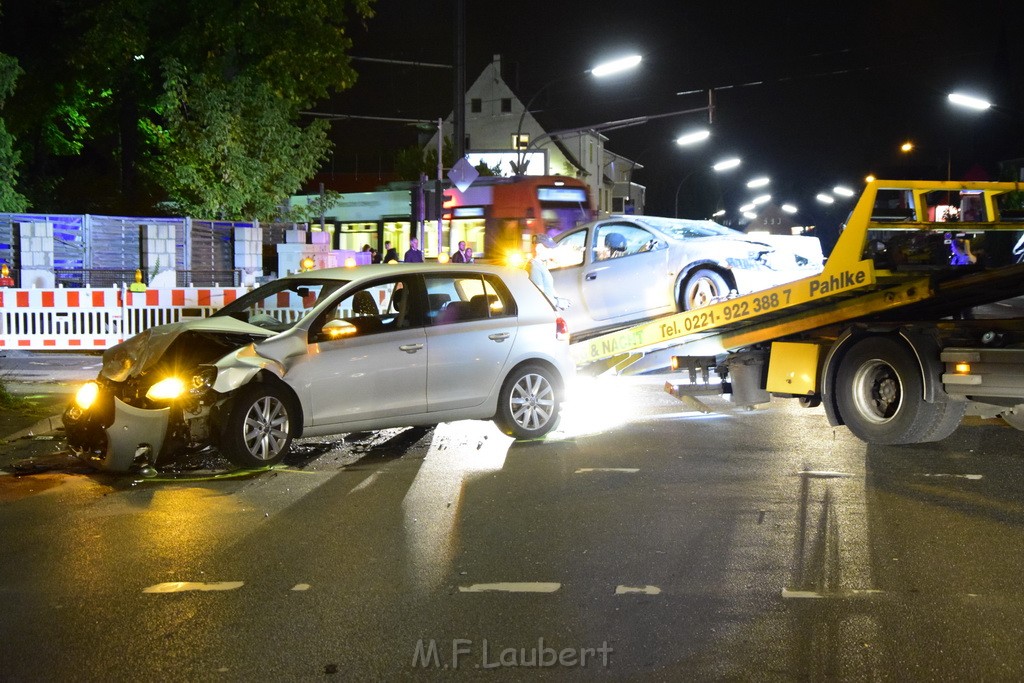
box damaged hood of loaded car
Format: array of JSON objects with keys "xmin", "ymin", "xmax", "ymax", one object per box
[{"xmin": 99, "ymin": 317, "xmax": 276, "ymax": 382}]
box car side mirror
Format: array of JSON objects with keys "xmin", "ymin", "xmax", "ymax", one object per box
[{"xmin": 321, "ymin": 319, "xmax": 357, "ymax": 340}]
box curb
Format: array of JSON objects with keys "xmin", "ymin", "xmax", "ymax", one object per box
[{"xmin": 2, "ymin": 412, "xmax": 65, "ymax": 444}]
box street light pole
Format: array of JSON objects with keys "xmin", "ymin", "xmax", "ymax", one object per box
[{"xmin": 513, "ymin": 55, "xmax": 642, "ymax": 175}]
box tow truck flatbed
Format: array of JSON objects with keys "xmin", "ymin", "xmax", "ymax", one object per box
[{"xmin": 570, "ymin": 179, "xmax": 1024, "ymax": 444}]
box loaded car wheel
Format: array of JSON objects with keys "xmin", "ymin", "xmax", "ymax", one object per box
[
  {"xmin": 494, "ymin": 364, "xmax": 560, "ymax": 439},
  {"xmin": 220, "ymin": 382, "xmax": 297, "ymax": 468},
  {"xmin": 681, "ymin": 268, "xmax": 729, "ymax": 310},
  {"xmin": 834, "ymin": 336, "xmax": 965, "ymax": 444}
]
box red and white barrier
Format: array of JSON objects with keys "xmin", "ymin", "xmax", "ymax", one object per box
[{"xmin": 0, "ymin": 285, "xmax": 249, "ymax": 350}]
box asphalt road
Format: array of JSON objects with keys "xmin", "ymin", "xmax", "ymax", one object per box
[{"xmin": 2, "ymin": 373, "xmax": 1024, "ymax": 680}]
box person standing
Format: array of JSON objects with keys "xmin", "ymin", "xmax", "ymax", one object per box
[
  {"xmin": 451, "ymin": 240, "xmax": 474, "ymax": 263},
  {"xmin": 382, "ymin": 241, "xmax": 399, "ymax": 263},
  {"xmin": 403, "ymin": 238, "xmax": 424, "ymax": 263},
  {"xmin": 528, "ymin": 234, "xmax": 570, "ymax": 309}
]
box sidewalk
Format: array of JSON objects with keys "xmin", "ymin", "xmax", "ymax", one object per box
[{"xmin": 1, "ymin": 381, "xmax": 78, "ymax": 443}]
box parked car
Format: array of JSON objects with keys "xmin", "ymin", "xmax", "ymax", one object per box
[
  {"xmin": 546, "ymin": 215, "xmax": 824, "ymax": 337},
  {"xmin": 64, "ymin": 264, "xmax": 575, "ymax": 471}
]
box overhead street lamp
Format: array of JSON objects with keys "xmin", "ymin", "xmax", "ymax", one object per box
[
  {"xmin": 513, "ymin": 54, "xmax": 643, "ymax": 174},
  {"xmin": 713, "ymin": 157, "xmax": 741, "ymax": 172},
  {"xmin": 948, "ymin": 92, "xmax": 992, "ymax": 111},
  {"xmin": 675, "ymin": 129, "xmax": 710, "ymax": 146},
  {"xmin": 746, "ymin": 176, "xmax": 770, "ymax": 189}
]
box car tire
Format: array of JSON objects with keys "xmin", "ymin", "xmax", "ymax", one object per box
[
  {"xmin": 835, "ymin": 336, "xmax": 959, "ymax": 444},
  {"xmin": 681, "ymin": 269, "xmax": 729, "ymax": 310},
  {"xmin": 494, "ymin": 364, "xmax": 560, "ymax": 439},
  {"xmin": 220, "ymin": 383, "xmax": 296, "ymax": 468}
]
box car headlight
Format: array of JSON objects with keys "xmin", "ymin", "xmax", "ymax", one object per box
[
  {"xmin": 146, "ymin": 377, "xmax": 187, "ymax": 401},
  {"xmin": 75, "ymin": 382, "xmax": 100, "ymax": 410},
  {"xmin": 189, "ymin": 366, "xmax": 217, "ymax": 396}
]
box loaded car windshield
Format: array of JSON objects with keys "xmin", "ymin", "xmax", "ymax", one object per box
[
  {"xmin": 634, "ymin": 215, "xmax": 739, "ymax": 239},
  {"xmin": 211, "ymin": 278, "xmax": 349, "ymax": 332}
]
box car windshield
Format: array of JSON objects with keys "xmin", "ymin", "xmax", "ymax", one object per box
[
  {"xmin": 634, "ymin": 215, "xmax": 741, "ymax": 239},
  {"xmin": 212, "ymin": 277, "xmax": 349, "ymax": 332}
]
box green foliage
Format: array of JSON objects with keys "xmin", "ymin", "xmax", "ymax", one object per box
[
  {"xmin": 1, "ymin": 0, "xmax": 375, "ymax": 214},
  {"xmin": 284, "ymin": 190, "xmax": 345, "ymax": 223},
  {"xmin": 474, "ymin": 160, "xmax": 502, "ymax": 177},
  {"xmin": 394, "ymin": 137, "xmax": 455, "ymax": 181},
  {"xmin": 0, "ymin": 52, "xmax": 28, "ymax": 211},
  {"xmin": 146, "ymin": 61, "xmax": 332, "ymax": 220}
]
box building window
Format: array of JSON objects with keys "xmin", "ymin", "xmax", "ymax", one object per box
[
  {"xmin": 512, "ymin": 134, "xmax": 529, "ymax": 150},
  {"xmin": 470, "ymin": 98, "xmax": 482, "ymax": 113},
  {"xmin": 501, "ymin": 98, "xmax": 512, "ymax": 113},
  {"xmin": 464, "ymin": 134, "xmax": 471, "ymax": 150}
]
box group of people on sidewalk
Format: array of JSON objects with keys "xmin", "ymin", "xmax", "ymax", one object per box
[{"xmin": 361, "ymin": 238, "xmax": 474, "ymax": 264}]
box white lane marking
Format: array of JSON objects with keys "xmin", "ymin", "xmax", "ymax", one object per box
[
  {"xmin": 458, "ymin": 582, "xmax": 561, "ymax": 593},
  {"xmin": 348, "ymin": 471, "xmax": 382, "ymax": 494},
  {"xmin": 782, "ymin": 588, "xmax": 885, "ymax": 600},
  {"xmin": 291, "ymin": 583, "xmax": 311, "ymax": 591},
  {"xmin": 615, "ymin": 585, "xmax": 662, "ymax": 595},
  {"xmin": 922, "ymin": 473, "xmax": 983, "ymax": 480},
  {"xmin": 143, "ymin": 581, "xmax": 244, "ymax": 594},
  {"xmin": 575, "ymin": 468, "xmax": 639, "ymax": 474},
  {"xmin": 797, "ymin": 470, "xmax": 855, "ymax": 478}
]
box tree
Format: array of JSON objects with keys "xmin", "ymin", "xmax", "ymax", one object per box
[
  {"xmin": 0, "ymin": 52, "xmax": 27, "ymax": 211},
  {"xmin": 394, "ymin": 138, "xmax": 455, "ymax": 181},
  {"xmin": 1, "ymin": 0, "xmax": 375, "ymax": 214},
  {"xmin": 150, "ymin": 62, "xmax": 331, "ymax": 220}
]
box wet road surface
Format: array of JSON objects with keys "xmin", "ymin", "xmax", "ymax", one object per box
[{"xmin": 2, "ymin": 374, "xmax": 1024, "ymax": 679}]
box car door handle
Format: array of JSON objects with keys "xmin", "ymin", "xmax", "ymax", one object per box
[
  {"xmin": 399, "ymin": 343, "xmax": 423, "ymax": 353},
  {"xmin": 488, "ymin": 332, "xmax": 510, "ymax": 342},
  {"xmin": 585, "ymin": 272, "xmax": 598, "ymax": 281}
]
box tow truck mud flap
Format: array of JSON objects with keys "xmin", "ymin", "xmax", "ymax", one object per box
[{"xmin": 103, "ymin": 398, "xmax": 170, "ymax": 471}]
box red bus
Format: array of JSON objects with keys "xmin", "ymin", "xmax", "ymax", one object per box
[{"xmin": 442, "ymin": 175, "xmax": 594, "ymax": 262}]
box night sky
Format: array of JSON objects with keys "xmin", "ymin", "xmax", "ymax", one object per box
[{"xmin": 323, "ymin": 0, "xmax": 1024, "ymax": 227}]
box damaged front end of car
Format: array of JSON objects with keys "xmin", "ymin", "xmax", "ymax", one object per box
[{"xmin": 63, "ymin": 324, "xmax": 268, "ymax": 473}]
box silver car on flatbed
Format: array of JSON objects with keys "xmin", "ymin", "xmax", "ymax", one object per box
[
  {"xmin": 547, "ymin": 215, "xmax": 824, "ymax": 338},
  {"xmin": 64, "ymin": 264, "xmax": 574, "ymax": 471}
]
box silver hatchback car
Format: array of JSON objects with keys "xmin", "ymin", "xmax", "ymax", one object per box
[{"xmin": 64, "ymin": 264, "xmax": 575, "ymax": 471}]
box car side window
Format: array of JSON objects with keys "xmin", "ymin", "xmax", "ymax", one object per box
[
  {"xmin": 594, "ymin": 224, "xmax": 660, "ymax": 261},
  {"xmin": 311, "ymin": 278, "xmax": 418, "ymax": 341},
  {"xmin": 425, "ymin": 274, "xmax": 515, "ymax": 325},
  {"xmin": 549, "ymin": 230, "xmax": 587, "ymax": 269}
]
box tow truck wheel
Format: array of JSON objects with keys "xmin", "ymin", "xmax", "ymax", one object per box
[
  {"xmin": 681, "ymin": 269, "xmax": 729, "ymax": 310},
  {"xmin": 220, "ymin": 383, "xmax": 296, "ymax": 468},
  {"xmin": 835, "ymin": 336, "xmax": 958, "ymax": 444}
]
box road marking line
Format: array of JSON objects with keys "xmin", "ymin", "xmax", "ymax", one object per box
[
  {"xmin": 782, "ymin": 588, "xmax": 885, "ymax": 600},
  {"xmin": 458, "ymin": 582, "xmax": 561, "ymax": 593},
  {"xmin": 574, "ymin": 468, "xmax": 639, "ymax": 474},
  {"xmin": 922, "ymin": 473, "xmax": 983, "ymax": 480},
  {"xmin": 615, "ymin": 585, "xmax": 662, "ymax": 595},
  {"xmin": 291, "ymin": 583, "xmax": 311, "ymax": 591},
  {"xmin": 796, "ymin": 470, "xmax": 855, "ymax": 478},
  {"xmin": 143, "ymin": 581, "xmax": 244, "ymax": 594}
]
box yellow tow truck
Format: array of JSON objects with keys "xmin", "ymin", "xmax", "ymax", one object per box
[{"xmin": 571, "ymin": 179, "xmax": 1024, "ymax": 444}]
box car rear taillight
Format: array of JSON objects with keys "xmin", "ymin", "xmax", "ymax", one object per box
[{"xmin": 555, "ymin": 316, "xmax": 569, "ymax": 341}]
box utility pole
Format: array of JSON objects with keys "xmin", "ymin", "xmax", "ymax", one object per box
[
  {"xmin": 436, "ymin": 118, "xmax": 444, "ymax": 253},
  {"xmin": 453, "ymin": 0, "xmax": 466, "ymax": 161}
]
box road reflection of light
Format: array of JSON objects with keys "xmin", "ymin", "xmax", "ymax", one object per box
[
  {"xmin": 401, "ymin": 421, "xmax": 512, "ymax": 593},
  {"xmin": 552, "ymin": 375, "xmax": 727, "ymax": 438}
]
